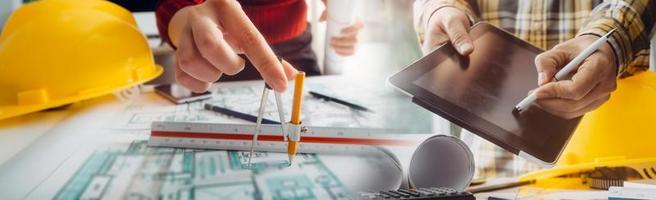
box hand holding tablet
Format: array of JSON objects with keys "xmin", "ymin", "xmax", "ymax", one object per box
[{"xmin": 390, "ymin": 22, "xmax": 582, "ymax": 166}]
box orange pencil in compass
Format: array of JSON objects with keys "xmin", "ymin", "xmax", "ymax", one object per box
[{"xmin": 287, "ymin": 72, "xmax": 305, "ymax": 164}]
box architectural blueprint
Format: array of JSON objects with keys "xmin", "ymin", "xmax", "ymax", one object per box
[
  {"xmin": 52, "ymin": 141, "xmax": 348, "ymax": 199},
  {"xmin": 49, "ymin": 141, "xmax": 400, "ymax": 200},
  {"xmin": 0, "ymin": 76, "xmax": 418, "ymax": 199},
  {"xmin": 110, "ymin": 77, "xmax": 433, "ymax": 133}
]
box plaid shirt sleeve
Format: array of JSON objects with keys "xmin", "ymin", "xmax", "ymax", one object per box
[
  {"xmin": 413, "ymin": 0, "xmax": 479, "ymax": 47},
  {"xmin": 577, "ymin": 0, "xmax": 656, "ymax": 77},
  {"xmin": 414, "ymin": 0, "xmax": 655, "ymax": 77}
]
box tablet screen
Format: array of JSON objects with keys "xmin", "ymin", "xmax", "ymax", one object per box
[
  {"xmin": 390, "ymin": 23, "xmax": 581, "ymax": 164},
  {"xmin": 413, "ymin": 30, "xmax": 537, "ymax": 134}
]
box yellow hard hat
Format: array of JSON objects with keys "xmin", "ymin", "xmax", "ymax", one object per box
[
  {"xmin": 520, "ymin": 71, "xmax": 656, "ymax": 181},
  {"xmin": 557, "ymin": 71, "xmax": 656, "ymax": 165},
  {"xmin": 0, "ymin": 0, "xmax": 162, "ymax": 120}
]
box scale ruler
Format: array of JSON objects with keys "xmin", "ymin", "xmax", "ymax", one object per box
[{"xmin": 149, "ymin": 121, "xmax": 420, "ymax": 154}]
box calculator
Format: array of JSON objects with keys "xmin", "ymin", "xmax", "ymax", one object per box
[{"xmin": 358, "ymin": 187, "xmax": 474, "ymax": 200}]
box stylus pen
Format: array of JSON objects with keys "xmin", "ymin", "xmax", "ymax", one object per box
[
  {"xmin": 204, "ymin": 103, "xmax": 280, "ymax": 124},
  {"xmin": 514, "ymin": 29, "xmax": 616, "ymax": 112},
  {"xmin": 309, "ymin": 91, "xmax": 373, "ymax": 112}
]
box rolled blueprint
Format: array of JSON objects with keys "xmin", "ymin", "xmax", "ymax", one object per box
[{"xmin": 324, "ymin": 0, "xmax": 356, "ymax": 74}]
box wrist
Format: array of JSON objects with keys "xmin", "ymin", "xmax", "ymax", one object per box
[
  {"xmin": 577, "ymin": 34, "xmax": 619, "ymax": 75},
  {"xmin": 577, "ymin": 23, "xmax": 626, "ymax": 77}
]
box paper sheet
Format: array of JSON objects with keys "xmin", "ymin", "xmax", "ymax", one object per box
[
  {"xmin": 0, "ymin": 77, "xmax": 423, "ymax": 199},
  {"xmin": 45, "ymin": 140, "xmax": 392, "ymax": 200},
  {"xmin": 14, "ymin": 136, "xmax": 403, "ymax": 199},
  {"xmin": 109, "ymin": 76, "xmax": 432, "ymax": 133}
]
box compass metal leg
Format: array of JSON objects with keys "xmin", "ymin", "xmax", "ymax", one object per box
[{"xmin": 248, "ymin": 85, "xmax": 270, "ymax": 167}]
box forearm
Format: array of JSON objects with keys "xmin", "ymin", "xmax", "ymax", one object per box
[
  {"xmin": 577, "ymin": 0, "xmax": 656, "ymax": 77},
  {"xmin": 413, "ymin": 0, "xmax": 478, "ymax": 46}
]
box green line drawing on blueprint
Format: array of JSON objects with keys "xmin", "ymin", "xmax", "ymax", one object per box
[
  {"xmin": 105, "ymin": 75, "xmax": 434, "ymax": 134},
  {"xmin": 113, "ymin": 100, "xmax": 220, "ymax": 130},
  {"xmin": 109, "ymin": 78, "xmax": 434, "ymax": 133},
  {"xmin": 54, "ymin": 141, "xmax": 353, "ymax": 200},
  {"xmin": 112, "ymin": 84, "xmax": 381, "ymax": 130}
]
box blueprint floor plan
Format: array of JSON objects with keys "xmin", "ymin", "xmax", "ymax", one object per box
[{"xmin": 54, "ymin": 141, "xmax": 357, "ymax": 200}]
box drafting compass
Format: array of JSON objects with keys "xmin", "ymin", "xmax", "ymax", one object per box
[
  {"xmin": 248, "ymin": 84, "xmax": 287, "ymax": 167},
  {"xmin": 248, "ymin": 71, "xmax": 306, "ymax": 167}
]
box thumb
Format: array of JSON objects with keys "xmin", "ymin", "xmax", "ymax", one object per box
[
  {"xmin": 441, "ymin": 11, "xmax": 473, "ymax": 55},
  {"xmin": 534, "ymin": 49, "xmax": 568, "ymax": 85}
]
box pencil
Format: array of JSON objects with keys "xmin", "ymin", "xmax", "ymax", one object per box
[
  {"xmin": 287, "ymin": 72, "xmax": 305, "ymax": 164},
  {"xmin": 309, "ymin": 91, "xmax": 372, "ymax": 112}
]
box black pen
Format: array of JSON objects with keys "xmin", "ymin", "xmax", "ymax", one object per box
[
  {"xmin": 309, "ymin": 91, "xmax": 373, "ymax": 112},
  {"xmin": 204, "ymin": 103, "xmax": 280, "ymax": 124}
]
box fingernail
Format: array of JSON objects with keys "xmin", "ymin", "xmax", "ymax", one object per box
[
  {"xmin": 538, "ymin": 72, "xmax": 545, "ymax": 85},
  {"xmin": 459, "ymin": 43, "xmax": 472, "ymax": 54}
]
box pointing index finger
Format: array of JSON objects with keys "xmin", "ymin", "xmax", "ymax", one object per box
[{"xmin": 211, "ymin": 0, "xmax": 288, "ymax": 92}]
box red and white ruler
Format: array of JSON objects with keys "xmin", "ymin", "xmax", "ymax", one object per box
[{"xmin": 149, "ymin": 121, "xmax": 421, "ymax": 154}]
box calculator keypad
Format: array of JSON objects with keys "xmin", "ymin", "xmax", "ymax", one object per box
[{"xmin": 359, "ymin": 187, "xmax": 474, "ymax": 200}]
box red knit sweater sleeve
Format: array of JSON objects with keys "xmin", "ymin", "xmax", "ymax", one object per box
[
  {"xmin": 156, "ymin": 0, "xmax": 205, "ymax": 47},
  {"xmin": 156, "ymin": 0, "xmax": 306, "ymax": 46}
]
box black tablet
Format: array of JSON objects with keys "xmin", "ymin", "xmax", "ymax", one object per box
[{"xmin": 389, "ymin": 22, "xmax": 581, "ymax": 166}]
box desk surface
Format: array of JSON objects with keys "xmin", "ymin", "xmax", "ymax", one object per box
[
  {"xmin": 0, "ymin": 76, "xmax": 437, "ymax": 199},
  {"xmin": 0, "ymin": 109, "xmax": 71, "ymax": 165},
  {"xmin": 0, "ymin": 86, "xmax": 612, "ymax": 199},
  {"xmin": 0, "ymin": 42, "xmax": 621, "ymax": 199}
]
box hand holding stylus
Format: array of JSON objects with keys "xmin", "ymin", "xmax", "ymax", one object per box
[{"xmin": 520, "ymin": 31, "xmax": 618, "ymax": 118}]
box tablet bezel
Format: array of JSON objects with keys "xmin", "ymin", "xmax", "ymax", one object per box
[{"xmin": 389, "ymin": 22, "xmax": 579, "ymax": 166}]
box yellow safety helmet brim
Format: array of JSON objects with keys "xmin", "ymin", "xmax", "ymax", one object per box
[
  {"xmin": 557, "ymin": 71, "xmax": 656, "ymax": 165},
  {"xmin": 0, "ymin": 68, "xmax": 162, "ymax": 120},
  {"xmin": 520, "ymin": 71, "xmax": 656, "ymax": 182},
  {"xmin": 0, "ymin": 0, "xmax": 163, "ymax": 120}
]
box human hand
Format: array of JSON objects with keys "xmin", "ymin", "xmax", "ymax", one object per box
[
  {"xmin": 533, "ymin": 35, "xmax": 618, "ymax": 119},
  {"xmin": 168, "ymin": 0, "xmax": 298, "ymax": 93},
  {"xmin": 423, "ymin": 7, "xmax": 473, "ymax": 55},
  {"xmin": 320, "ymin": 8, "xmax": 364, "ymax": 56}
]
